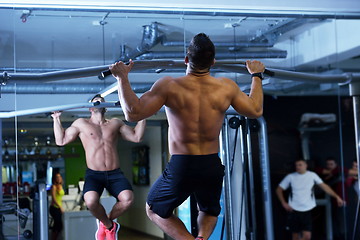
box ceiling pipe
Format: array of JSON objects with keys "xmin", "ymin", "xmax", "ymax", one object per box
[
  {"xmin": 161, "ymin": 40, "xmax": 274, "ymax": 48},
  {"xmin": 2, "ymin": 61, "xmax": 360, "ymax": 87},
  {"xmin": 118, "ymin": 21, "xmax": 287, "ymax": 63},
  {"xmin": 1, "ymin": 5, "xmax": 360, "ymax": 19},
  {"xmin": 0, "ymin": 60, "xmax": 181, "ymax": 83},
  {"xmin": 0, "ymin": 83, "xmax": 152, "ymax": 94}
]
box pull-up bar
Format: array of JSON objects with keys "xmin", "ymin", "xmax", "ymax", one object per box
[{"xmin": 0, "ymin": 101, "xmax": 120, "ymax": 119}]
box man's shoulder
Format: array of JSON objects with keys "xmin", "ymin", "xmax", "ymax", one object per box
[
  {"xmin": 305, "ymin": 170, "xmax": 317, "ymax": 176},
  {"xmin": 71, "ymin": 118, "xmax": 89, "ymax": 127},
  {"xmin": 73, "ymin": 118, "xmax": 87, "ymax": 124},
  {"xmin": 108, "ymin": 118, "xmax": 124, "ymax": 124}
]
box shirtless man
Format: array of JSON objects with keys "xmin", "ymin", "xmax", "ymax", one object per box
[
  {"xmin": 51, "ymin": 95, "xmax": 146, "ymax": 240},
  {"xmin": 110, "ymin": 33, "xmax": 264, "ymax": 240}
]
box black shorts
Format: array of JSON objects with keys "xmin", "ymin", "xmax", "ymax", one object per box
[
  {"xmin": 287, "ymin": 210, "xmax": 313, "ymax": 233},
  {"xmin": 147, "ymin": 153, "xmax": 225, "ymax": 218},
  {"xmin": 83, "ymin": 168, "xmax": 133, "ymax": 199}
]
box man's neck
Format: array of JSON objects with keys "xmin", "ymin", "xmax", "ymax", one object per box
[
  {"xmin": 186, "ymin": 64, "xmax": 210, "ymax": 76},
  {"xmin": 90, "ymin": 113, "xmax": 106, "ymax": 124}
]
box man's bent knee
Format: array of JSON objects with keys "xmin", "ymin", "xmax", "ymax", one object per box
[
  {"xmin": 118, "ymin": 190, "xmax": 134, "ymax": 210},
  {"xmin": 146, "ymin": 203, "xmax": 154, "ymax": 219},
  {"xmin": 84, "ymin": 192, "xmax": 100, "ymax": 211}
]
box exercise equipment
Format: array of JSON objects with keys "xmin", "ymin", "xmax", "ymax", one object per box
[
  {"xmin": 0, "ymin": 101, "xmax": 120, "ymax": 119},
  {"xmin": 100, "ymin": 60, "xmax": 275, "ymax": 79}
]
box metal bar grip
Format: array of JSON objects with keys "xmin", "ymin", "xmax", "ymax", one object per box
[{"xmin": 100, "ymin": 61, "xmax": 130, "ymax": 79}]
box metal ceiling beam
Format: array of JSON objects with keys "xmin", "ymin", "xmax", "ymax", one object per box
[{"xmin": 1, "ymin": 4, "xmax": 360, "ymax": 19}]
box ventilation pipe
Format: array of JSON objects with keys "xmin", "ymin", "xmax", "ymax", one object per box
[{"xmin": 118, "ymin": 22, "xmax": 164, "ymax": 61}]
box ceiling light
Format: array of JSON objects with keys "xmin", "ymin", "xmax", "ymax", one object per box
[{"xmin": 20, "ymin": 129, "xmax": 28, "ymax": 134}]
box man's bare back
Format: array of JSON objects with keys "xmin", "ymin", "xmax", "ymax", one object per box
[
  {"xmin": 163, "ymin": 73, "xmax": 242, "ymax": 155},
  {"xmin": 112, "ymin": 62, "xmax": 263, "ymax": 155}
]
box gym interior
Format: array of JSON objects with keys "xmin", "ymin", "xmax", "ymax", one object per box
[{"xmin": 1, "ymin": 1, "xmax": 360, "ymax": 239}]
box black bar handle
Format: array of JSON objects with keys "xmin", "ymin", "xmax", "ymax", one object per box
[
  {"xmin": 264, "ymin": 69, "xmax": 275, "ymax": 77},
  {"xmin": 100, "ymin": 61, "xmax": 130, "ymax": 79},
  {"xmin": 100, "ymin": 69, "xmax": 112, "ymax": 78}
]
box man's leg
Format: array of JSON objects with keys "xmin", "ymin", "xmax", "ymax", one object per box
[
  {"xmin": 301, "ymin": 231, "xmax": 311, "ymax": 240},
  {"xmin": 146, "ymin": 204, "xmax": 194, "ymax": 240},
  {"xmin": 196, "ymin": 211, "xmax": 217, "ymax": 240},
  {"xmin": 292, "ymin": 232, "xmax": 300, "ymax": 240},
  {"xmin": 108, "ymin": 190, "xmax": 134, "ymax": 220},
  {"xmin": 84, "ymin": 191, "xmax": 112, "ymax": 228}
]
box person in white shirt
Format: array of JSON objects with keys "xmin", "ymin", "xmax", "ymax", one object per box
[{"xmin": 276, "ymin": 159, "xmax": 344, "ymax": 240}]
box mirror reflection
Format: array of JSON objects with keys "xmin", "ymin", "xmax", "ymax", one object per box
[{"xmin": 1, "ymin": 3, "xmax": 359, "ymax": 240}]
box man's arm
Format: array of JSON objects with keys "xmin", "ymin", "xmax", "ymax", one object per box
[
  {"xmin": 318, "ymin": 183, "xmax": 345, "ymax": 206},
  {"xmin": 276, "ymin": 186, "xmax": 293, "ymax": 212},
  {"xmin": 110, "ymin": 60, "xmax": 167, "ymax": 122},
  {"xmin": 51, "ymin": 111, "xmax": 80, "ymax": 146},
  {"xmin": 119, "ymin": 119, "xmax": 146, "ymax": 143},
  {"xmin": 230, "ymin": 60, "xmax": 264, "ymax": 119}
]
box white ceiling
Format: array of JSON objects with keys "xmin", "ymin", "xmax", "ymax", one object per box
[{"xmin": 1, "ymin": 1, "xmax": 360, "ymax": 142}]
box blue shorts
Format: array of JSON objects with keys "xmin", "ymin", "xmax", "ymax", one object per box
[
  {"xmin": 83, "ymin": 168, "xmax": 133, "ymax": 199},
  {"xmin": 147, "ymin": 154, "xmax": 225, "ymax": 218}
]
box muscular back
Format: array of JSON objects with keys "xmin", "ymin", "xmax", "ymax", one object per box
[
  {"xmin": 164, "ymin": 74, "xmax": 239, "ymax": 155},
  {"xmin": 73, "ymin": 118, "xmax": 122, "ymax": 171},
  {"xmin": 114, "ymin": 59, "xmax": 263, "ymax": 155}
]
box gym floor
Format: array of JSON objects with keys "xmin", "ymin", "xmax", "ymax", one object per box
[{"xmin": 118, "ymin": 227, "xmax": 163, "ymax": 240}]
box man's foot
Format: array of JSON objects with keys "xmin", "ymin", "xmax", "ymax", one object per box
[
  {"xmin": 95, "ymin": 219, "xmax": 106, "ymax": 240},
  {"xmin": 105, "ymin": 221, "xmax": 120, "ymax": 240}
]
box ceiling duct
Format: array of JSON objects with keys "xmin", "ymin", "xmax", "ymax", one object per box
[
  {"xmin": 118, "ymin": 20, "xmax": 289, "ymax": 62},
  {"xmin": 118, "ymin": 22, "xmax": 165, "ymax": 62}
]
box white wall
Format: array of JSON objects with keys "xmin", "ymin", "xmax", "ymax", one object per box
[{"xmin": 117, "ymin": 125, "xmax": 165, "ymax": 238}]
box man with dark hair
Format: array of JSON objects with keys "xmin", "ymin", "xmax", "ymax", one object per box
[
  {"xmin": 52, "ymin": 95, "xmax": 146, "ymax": 240},
  {"xmin": 276, "ymin": 159, "xmax": 344, "ymax": 240},
  {"xmin": 317, "ymin": 157, "xmax": 348, "ymax": 240},
  {"xmin": 110, "ymin": 33, "xmax": 265, "ymax": 240}
]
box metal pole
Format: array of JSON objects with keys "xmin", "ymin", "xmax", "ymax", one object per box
[
  {"xmin": 350, "ymin": 82, "xmax": 360, "ymax": 239},
  {"xmin": 350, "ymin": 82, "xmax": 360, "ymax": 194},
  {"xmin": 246, "ymin": 119, "xmax": 257, "ymax": 240},
  {"xmin": 238, "ymin": 117, "xmax": 249, "ymax": 240},
  {"xmin": 39, "ymin": 183, "xmax": 49, "ymax": 240},
  {"xmin": 239, "ymin": 117, "xmax": 251, "ymax": 240},
  {"xmin": 222, "ymin": 118, "xmax": 235, "ymax": 240},
  {"xmin": 257, "ymin": 117, "xmax": 274, "ymax": 240},
  {"xmin": 0, "ymin": 119, "xmax": 2, "ymax": 205}
]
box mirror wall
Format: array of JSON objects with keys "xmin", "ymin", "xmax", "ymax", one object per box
[{"xmin": 0, "ymin": 3, "xmax": 359, "ymax": 239}]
